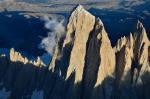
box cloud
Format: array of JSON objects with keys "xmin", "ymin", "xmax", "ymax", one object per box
[
  {"xmin": 3, "ymin": 0, "xmax": 14, "ymax": 2},
  {"xmin": 39, "ymin": 16, "xmax": 65, "ymax": 55}
]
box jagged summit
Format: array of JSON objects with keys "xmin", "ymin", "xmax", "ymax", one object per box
[
  {"xmin": 64, "ymin": 4, "xmax": 95, "ymax": 83},
  {"xmin": 97, "ymin": 18, "xmax": 104, "ymax": 26},
  {"xmin": 49, "ymin": 5, "xmax": 115, "ymax": 99},
  {"xmin": 73, "ymin": 4, "xmax": 84, "ymax": 12},
  {"xmin": 9, "ymin": 48, "xmax": 45, "ymax": 67},
  {"xmin": 137, "ymin": 20, "xmax": 145, "ymax": 32},
  {"xmin": 70, "ymin": 4, "xmax": 92, "ymax": 17},
  {"xmin": 47, "ymin": 5, "xmax": 150, "ymax": 99},
  {"xmin": 136, "ymin": 21, "xmax": 148, "ymax": 40},
  {"xmin": 48, "ymin": 5, "xmax": 150, "ymax": 99},
  {"xmin": 0, "ymin": 5, "xmax": 150, "ymax": 99},
  {"xmin": 10, "ymin": 48, "xmax": 28, "ymax": 64}
]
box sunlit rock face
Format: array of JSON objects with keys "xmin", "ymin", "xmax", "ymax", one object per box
[
  {"xmin": 0, "ymin": 49, "xmax": 47, "ymax": 99},
  {"xmin": 48, "ymin": 5, "xmax": 116, "ymax": 99},
  {"xmin": 10, "ymin": 48, "xmax": 29, "ymax": 64},
  {"xmin": 115, "ymin": 21, "xmax": 150, "ymax": 84},
  {"xmin": 114, "ymin": 21, "xmax": 150, "ymax": 99},
  {"xmin": 10, "ymin": 48, "xmax": 45, "ymax": 67},
  {"xmin": 64, "ymin": 5, "xmax": 95, "ymax": 83},
  {"xmin": 48, "ymin": 5, "xmax": 150, "ymax": 99},
  {"xmin": 87, "ymin": 18, "xmax": 115, "ymax": 99},
  {"xmin": 0, "ymin": 4, "xmax": 150, "ymax": 99}
]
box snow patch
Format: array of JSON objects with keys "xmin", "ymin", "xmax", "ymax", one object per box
[
  {"xmin": 0, "ymin": 87, "xmax": 11, "ymax": 99},
  {"xmin": 31, "ymin": 90, "xmax": 44, "ymax": 99}
]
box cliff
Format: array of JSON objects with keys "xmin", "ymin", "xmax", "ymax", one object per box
[{"xmin": 0, "ymin": 5, "xmax": 150, "ymax": 99}]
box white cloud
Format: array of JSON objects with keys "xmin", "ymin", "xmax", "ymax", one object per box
[
  {"xmin": 39, "ymin": 16, "xmax": 65, "ymax": 55},
  {"xmin": 3, "ymin": 0, "xmax": 14, "ymax": 2}
]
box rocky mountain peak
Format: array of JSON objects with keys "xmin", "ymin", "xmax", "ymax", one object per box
[
  {"xmin": 0, "ymin": 5, "xmax": 150, "ymax": 99},
  {"xmin": 47, "ymin": 5, "xmax": 150, "ymax": 99},
  {"xmin": 115, "ymin": 21, "xmax": 150, "ymax": 91},
  {"xmin": 90, "ymin": 17, "xmax": 116, "ymax": 99},
  {"xmin": 95, "ymin": 18, "xmax": 105, "ymax": 39},
  {"xmin": 135, "ymin": 21, "xmax": 149, "ymax": 44},
  {"xmin": 10, "ymin": 48, "xmax": 28, "ymax": 64},
  {"xmin": 33, "ymin": 56, "xmax": 45, "ymax": 67},
  {"xmin": 69, "ymin": 4, "xmax": 92, "ymax": 19},
  {"xmin": 49, "ymin": 4, "xmax": 95, "ymax": 72},
  {"xmin": 9, "ymin": 48, "xmax": 45, "ymax": 67},
  {"xmin": 73, "ymin": 4, "xmax": 84, "ymax": 13},
  {"xmin": 137, "ymin": 20, "xmax": 145, "ymax": 33},
  {"xmin": 64, "ymin": 4, "xmax": 95, "ymax": 82}
]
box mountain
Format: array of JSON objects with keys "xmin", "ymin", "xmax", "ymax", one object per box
[
  {"xmin": 0, "ymin": 0, "xmax": 149, "ymax": 57},
  {"xmin": 0, "ymin": 5, "xmax": 150, "ymax": 99}
]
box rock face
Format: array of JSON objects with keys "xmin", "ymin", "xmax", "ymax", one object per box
[
  {"xmin": 49, "ymin": 5, "xmax": 115, "ymax": 99},
  {"xmin": 84, "ymin": 18, "xmax": 115, "ymax": 99},
  {"xmin": 64, "ymin": 5, "xmax": 95, "ymax": 83},
  {"xmin": 10, "ymin": 48, "xmax": 45, "ymax": 67},
  {"xmin": 10, "ymin": 48, "xmax": 28, "ymax": 64},
  {"xmin": 114, "ymin": 21, "xmax": 150, "ymax": 99},
  {"xmin": 0, "ymin": 48, "xmax": 47, "ymax": 99},
  {"xmin": 0, "ymin": 5, "xmax": 150, "ymax": 99}
]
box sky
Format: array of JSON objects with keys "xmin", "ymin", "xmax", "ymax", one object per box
[{"xmin": 0, "ymin": 0, "xmax": 149, "ymax": 62}]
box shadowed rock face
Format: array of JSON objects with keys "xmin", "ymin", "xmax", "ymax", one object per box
[{"xmin": 0, "ymin": 5, "xmax": 150, "ymax": 99}]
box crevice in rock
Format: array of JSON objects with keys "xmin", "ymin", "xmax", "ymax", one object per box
[
  {"xmin": 81, "ymin": 19, "xmax": 102, "ymax": 99},
  {"xmin": 115, "ymin": 45, "xmax": 126, "ymax": 88},
  {"xmin": 54, "ymin": 31, "xmax": 75, "ymax": 78}
]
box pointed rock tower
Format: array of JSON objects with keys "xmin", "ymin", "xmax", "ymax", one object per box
[
  {"xmin": 64, "ymin": 5, "xmax": 96, "ymax": 83},
  {"xmin": 0, "ymin": 4, "xmax": 150, "ymax": 99},
  {"xmin": 114, "ymin": 21, "xmax": 150, "ymax": 99},
  {"xmin": 49, "ymin": 5, "xmax": 115, "ymax": 99}
]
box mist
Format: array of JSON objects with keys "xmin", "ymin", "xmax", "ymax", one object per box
[
  {"xmin": 3, "ymin": 0, "xmax": 14, "ymax": 3},
  {"xmin": 39, "ymin": 16, "xmax": 66, "ymax": 55}
]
